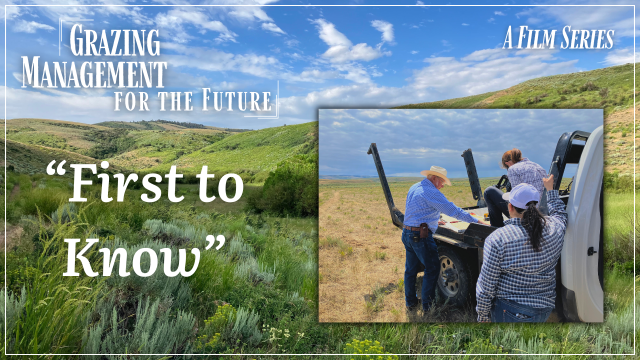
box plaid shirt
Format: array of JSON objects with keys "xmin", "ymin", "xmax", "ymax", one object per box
[
  {"xmin": 507, "ymin": 157, "xmax": 548, "ymax": 201},
  {"xmin": 476, "ymin": 190, "xmax": 567, "ymax": 322},
  {"xmin": 404, "ymin": 178, "xmax": 478, "ymax": 233}
]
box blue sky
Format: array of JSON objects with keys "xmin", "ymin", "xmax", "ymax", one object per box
[
  {"xmin": 0, "ymin": 1, "xmax": 635, "ymax": 129},
  {"xmin": 319, "ymin": 109, "xmax": 603, "ymax": 178}
]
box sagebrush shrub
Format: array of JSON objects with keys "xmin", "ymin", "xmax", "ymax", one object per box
[
  {"xmin": 51, "ymin": 202, "xmax": 78, "ymax": 224},
  {"xmin": 83, "ymin": 297, "xmax": 196, "ymax": 355},
  {"xmin": 0, "ymin": 287, "xmax": 27, "ymax": 353}
]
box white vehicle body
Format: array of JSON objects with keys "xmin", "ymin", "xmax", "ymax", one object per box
[{"xmin": 561, "ymin": 125, "xmax": 604, "ymax": 322}]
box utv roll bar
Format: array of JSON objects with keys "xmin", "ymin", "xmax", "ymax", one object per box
[
  {"xmin": 461, "ymin": 149, "xmax": 486, "ymax": 208},
  {"xmin": 539, "ymin": 130, "xmax": 591, "ymax": 212},
  {"xmin": 366, "ymin": 143, "xmax": 405, "ymax": 229}
]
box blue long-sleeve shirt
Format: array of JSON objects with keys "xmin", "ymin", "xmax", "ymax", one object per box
[
  {"xmin": 475, "ymin": 190, "xmax": 568, "ymax": 322},
  {"xmin": 403, "ymin": 178, "xmax": 479, "ymax": 233}
]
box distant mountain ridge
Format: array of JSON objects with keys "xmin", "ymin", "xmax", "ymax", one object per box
[{"xmin": 96, "ymin": 119, "xmax": 252, "ymax": 132}]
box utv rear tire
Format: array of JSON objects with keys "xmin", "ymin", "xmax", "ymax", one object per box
[{"xmin": 436, "ymin": 245, "xmax": 471, "ymax": 307}]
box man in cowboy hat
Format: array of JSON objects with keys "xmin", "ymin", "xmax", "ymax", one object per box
[{"xmin": 402, "ymin": 165, "xmax": 489, "ymax": 313}]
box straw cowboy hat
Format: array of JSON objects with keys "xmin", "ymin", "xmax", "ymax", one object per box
[{"xmin": 420, "ymin": 166, "xmax": 452, "ymax": 186}]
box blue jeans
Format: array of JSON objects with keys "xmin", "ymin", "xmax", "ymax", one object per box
[
  {"xmin": 401, "ymin": 228, "xmax": 439, "ymax": 310},
  {"xmin": 490, "ymin": 298, "xmax": 553, "ymax": 322},
  {"xmin": 484, "ymin": 186, "xmax": 509, "ymax": 227}
]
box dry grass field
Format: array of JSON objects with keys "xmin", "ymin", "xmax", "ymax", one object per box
[
  {"xmin": 318, "ymin": 176, "xmax": 575, "ymax": 323},
  {"xmin": 318, "ymin": 177, "xmax": 503, "ymax": 323}
]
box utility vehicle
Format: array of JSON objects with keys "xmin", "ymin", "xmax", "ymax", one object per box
[{"xmin": 367, "ymin": 125, "xmax": 603, "ymax": 322}]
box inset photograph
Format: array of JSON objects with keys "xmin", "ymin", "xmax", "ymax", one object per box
[{"xmin": 318, "ymin": 109, "xmax": 603, "ymax": 323}]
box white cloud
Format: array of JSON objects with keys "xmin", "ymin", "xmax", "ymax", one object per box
[
  {"xmin": 494, "ymin": 11, "xmax": 505, "ymax": 16},
  {"xmin": 461, "ymin": 48, "xmax": 508, "ymax": 61},
  {"xmin": 297, "ymin": 69, "xmax": 340, "ymax": 82},
  {"xmin": 312, "ymin": 18, "xmax": 390, "ymax": 63},
  {"xmin": 285, "ymin": 39, "xmax": 300, "ymax": 47},
  {"xmin": 518, "ymin": 1, "xmax": 637, "ymax": 38},
  {"xmin": 411, "ymin": 50, "xmax": 419, "ymax": 54},
  {"xmin": 371, "ymin": 20, "xmax": 394, "ymax": 44},
  {"xmin": 3, "ymin": 0, "xmax": 24, "ymax": 21},
  {"xmin": 602, "ymin": 46, "xmax": 635, "ymax": 66},
  {"xmin": 261, "ymin": 22, "xmax": 286, "ymax": 35},
  {"xmin": 319, "ymin": 109, "xmax": 602, "ymax": 177},
  {"xmin": 13, "ymin": 20, "xmax": 55, "ymax": 33},
  {"xmin": 161, "ymin": 42, "xmax": 338, "ymax": 84},
  {"xmin": 155, "ymin": 8, "xmax": 237, "ymax": 43},
  {"xmin": 488, "ymin": 17, "xmax": 495, "ymax": 23},
  {"xmin": 221, "ymin": 0, "xmax": 277, "ymax": 23},
  {"xmin": 161, "ymin": 42, "xmax": 283, "ymax": 78},
  {"xmin": 462, "ymin": 23, "xmax": 470, "ymax": 26},
  {"xmin": 280, "ymin": 47, "xmax": 580, "ymax": 123}
]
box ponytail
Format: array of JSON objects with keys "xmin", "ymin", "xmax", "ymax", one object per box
[{"xmin": 514, "ymin": 201, "xmax": 546, "ymax": 251}]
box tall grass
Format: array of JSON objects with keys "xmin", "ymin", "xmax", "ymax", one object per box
[{"xmin": 2, "ymin": 172, "xmax": 635, "ymax": 356}]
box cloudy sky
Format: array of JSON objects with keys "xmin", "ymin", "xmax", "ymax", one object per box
[
  {"xmin": 319, "ymin": 109, "xmax": 602, "ymax": 178},
  {"xmin": 1, "ymin": 0, "xmax": 636, "ymax": 129}
]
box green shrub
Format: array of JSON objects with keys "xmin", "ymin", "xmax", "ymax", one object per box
[
  {"xmin": 234, "ymin": 257, "xmax": 277, "ymax": 285},
  {"xmin": 580, "ymin": 81, "xmax": 598, "ymax": 91},
  {"xmin": 83, "ymin": 297, "xmax": 196, "ymax": 355},
  {"xmin": 143, "ymin": 219, "xmax": 208, "ymax": 246},
  {"xmin": 186, "ymin": 251, "xmax": 236, "ymax": 318},
  {"xmin": 51, "ymin": 202, "xmax": 78, "ymax": 224},
  {"xmin": 247, "ymin": 154, "xmax": 318, "ymax": 217},
  {"xmin": 465, "ymin": 338, "xmax": 508, "ymax": 354},
  {"xmin": 344, "ymin": 339, "xmax": 398, "ymax": 359},
  {"xmin": 20, "ymin": 188, "xmax": 66, "ymax": 217},
  {"xmin": 206, "ymin": 175, "xmax": 238, "ymax": 198},
  {"xmin": 229, "ymin": 307, "xmax": 262, "ymax": 346},
  {"xmin": 195, "ymin": 303, "xmax": 237, "ymax": 352},
  {"xmin": 604, "ymin": 171, "xmax": 635, "ymax": 192},
  {"xmin": 0, "ymin": 287, "xmax": 27, "ymax": 353}
]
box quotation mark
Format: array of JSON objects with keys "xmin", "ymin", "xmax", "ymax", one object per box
[
  {"xmin": 205, "ymin": 235, "xmax": 226, "ymax": 250},
  {"xmin": 46, "ymin": 160, "xmax": 67, "ymax": 175}
]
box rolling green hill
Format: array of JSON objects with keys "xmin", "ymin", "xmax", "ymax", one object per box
[
  {"xmin": 6, "ymin": 118, "xmax": 319, "ymax": 182},
  {"xmin": 6, "ymin": 118, "xmax": 111, "ymax": 152},
  {"xmin": 397, "ymin": 63, "xmax": 635, "ymax": 115},
  {"xmin": 3, "ymin": 139, "xmax": 113, "ymax": 176},
  {"xmin": 397, "ymin": 63, "xmax": 638, "ymax": 176},
  {"xmin": 147, "ymin": 122, "xmax": 318, "ymax": 180}
]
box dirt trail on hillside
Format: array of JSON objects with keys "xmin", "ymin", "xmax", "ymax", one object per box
[
  {"xmin": 9, "ymin": 183, "xmax": 20, "ymax": 202},
  {"xmin": 0, "ymin": 226, "xmax": 23, "ymax": 252}
]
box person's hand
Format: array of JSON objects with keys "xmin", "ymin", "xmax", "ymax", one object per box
[
  {"xmin": 543, "ymin": 174, "xmax": 555, "ymax": 191},
  {"xmin": 478, "ymin": 220, "xmax": 490, "ymax": 226}
]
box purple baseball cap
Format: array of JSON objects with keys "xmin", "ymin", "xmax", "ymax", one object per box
[{"xmin": 502, "ymin": 183, "xmax": 540, "ymax": 209}]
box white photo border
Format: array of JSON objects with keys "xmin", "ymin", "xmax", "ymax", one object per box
[{"xmin": 4, "ymin": 3, "xmax": 636, "ymax": 357}]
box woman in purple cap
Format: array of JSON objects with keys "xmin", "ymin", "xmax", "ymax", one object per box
[{"xmin": 475, "ymin": 174, "xmax": 568, "ymax": 323}]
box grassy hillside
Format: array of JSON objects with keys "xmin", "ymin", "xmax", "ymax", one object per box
[
  {"xmin": 6, "ymin": 118, "xmax": 241, "ymax": 171},
  {"xmin": 3, "ymin": 139, "xmax": 111, "ymax": 176},
  {"xmin": 105, "ymin": 130, "xmax": 228, "ymax": 170},
  {"xmin": 6, "ymin": 118, "xmax": 110, "ymax": 151},
  {"xmin": 397, "ymin": 63, "xmax": 638, "ymax": 176},
  {"xmin": 150, "ymin": 122, "xmax": 318, "ymax": 180},
  {"xmin": 6, "ymin": 118, "xmax": 319, "ymax": 182}
]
